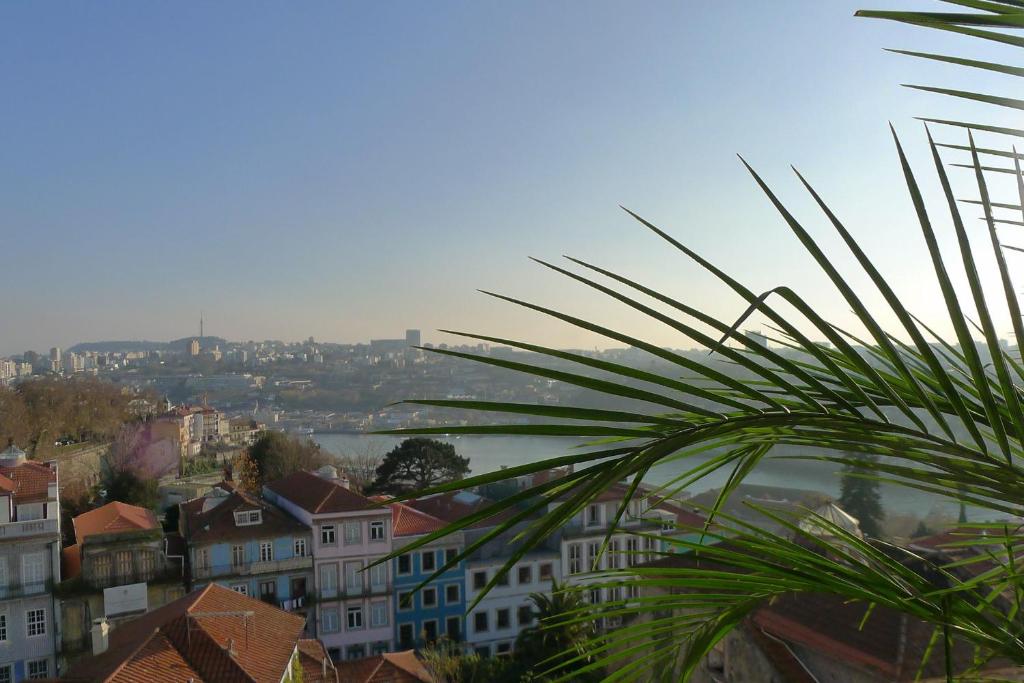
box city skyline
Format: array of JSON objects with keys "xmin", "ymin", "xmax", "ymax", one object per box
[{"xmin": 5, "ymin": 1, "xmax": 1023, "ymax": 357}]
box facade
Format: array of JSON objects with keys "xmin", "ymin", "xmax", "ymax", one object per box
[
  {"xmin": 58, "ymin": 502, "xmax": 186, "ymax": 662},
  {"xmin": 264, "ymin": 467, "xmax": 394, "ymax": 662},
  {"xmin": 0, "ymin": 445, "xmax": 61, "ymax": 682},
  {"xmin": 180, "ymin": 488, "xmax": 314, "ymax": 624},
  {"xmin": 388, "ymin": 502, "xmax": 465, "ymax": 650},
  {"xmin": 62, "ymin": 583, "xmax": 309, "ymax": 682}
]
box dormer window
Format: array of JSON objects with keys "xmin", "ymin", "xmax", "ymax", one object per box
[{"xmin": 234, "ymin": 510, "xmax": 262, "ymax": 526}]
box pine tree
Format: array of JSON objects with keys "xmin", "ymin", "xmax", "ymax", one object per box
[{"xmin": 838, "ymin": 453, "xmax": 884, "ymax": 538}]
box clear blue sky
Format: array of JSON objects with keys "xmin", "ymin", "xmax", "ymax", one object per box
[{"xmin": 3, "ymin": 1, "xmax": 1022, "ymax": 355}]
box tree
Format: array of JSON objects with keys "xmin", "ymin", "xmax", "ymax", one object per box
[
  {"xmin": 513, "ymin": 582, "xmax": 602, "ymax": 682},
  {"xmin": 102, "ymin": 469, "xmax": 159, "ymax": 510},
  {"xmin": 334, "ymin": 441, "xmax": 385, "ymax": 493},
  {"xmin": 393, "ymin": 3, "xmax": 1024, "ymax": 678},
  {"xmin": 369, "ymin": 438, "xmax": 470, "ymax": 495},
  {"xmin": 233, "ymin": 449, "xmax": 262, "ymax": 494},
  {"xmin": 838, "ymin": 454, "xmax": 884, "ymax": 538},
  {"xmin": 247, "ymin": 431, "xmax": 329, "ymax": 488}
]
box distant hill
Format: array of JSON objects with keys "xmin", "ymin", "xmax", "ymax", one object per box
[{"xmin": 69, "ymin": 337, "xmax": 227, "ymax": 354}]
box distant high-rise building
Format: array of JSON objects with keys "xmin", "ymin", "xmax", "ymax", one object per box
[
  {"xmin": 745, "ymin": 330, "xmax": 769, "ymax": 349},
  {"xmin": 190, "ymin": 339, "xmax": 200, "ymax": 356},
  {"xmin": 49, "ymin": 347, "xmax": 61, "ymax": 363},
  {"xmin": 406, "ymin": 329, "xmax": 421, "ymax": 348}
]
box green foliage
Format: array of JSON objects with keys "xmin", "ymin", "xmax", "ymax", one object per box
[
  {"xmin": 180, "ymin": 456, "xmax": 220, "ymax": 478},
  {"xmin": 514, "ymin": 582, "xmax": 603, "ymax": 682},
  {"xmin": 838, "ymin": 454, "xmax": 885, "ymax": 537},
  {"xmin": 103, "ymin": 469, "xmax": 159, "ymax": 510},
  {"xmin": 369, "ymin": 438, "xmax": 470, "ymax": 495},
  {"xmin": 421, "ymin": 639, "xmax": 525, "ymax": 683},
  {"xmin": 247, "ymin": 431, "xmax": 328, "ymax": 488},
  {"xmin": 379, "ymin": 3, "xmax": 1024, "ymax": 680},
  {"xmin": 232, "ymin": 449, "xmax": 262, "ymax": 494}
]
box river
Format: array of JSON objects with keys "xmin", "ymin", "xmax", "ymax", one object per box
[{"xmin": 314, "ymin": 433, "xmax": 974, "ymax": 520}]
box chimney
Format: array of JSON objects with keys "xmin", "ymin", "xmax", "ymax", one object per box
[
  {"xmin": 322, "ymin": 657, "xmax": 328, "ymax": 678},
  {"xmin": 338, "ymin": 474, "xmax": 351, "ymax": 490},
  {"xmin": 92, "ymin": 618, "xmax": 111, "ymax": 655}
]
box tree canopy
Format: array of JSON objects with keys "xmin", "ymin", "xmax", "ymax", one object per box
[
  {"xmin": 369, "ymin": 438, "xmax": 470, "ymax": 495},
  {"xmin": 247, "ymin": 431, "xmax": 329, "ymax": 489},
  {"xmin": 838, "ymin": 454, "xmax": 884, "ymax": 538}
]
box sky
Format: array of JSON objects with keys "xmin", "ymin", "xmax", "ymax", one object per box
[{"xmin": 3, "ymin": 1, "xmax": 1024, "ymax": 356}]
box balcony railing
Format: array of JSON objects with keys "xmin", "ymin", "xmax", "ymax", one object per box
[
  {"xmin": 192, "ymin": 555, "xmax": 313, "ymax": 580},
  {"xmin": 0, "ymin": 518, "xmax": 58, "ymax": 540},
  {"xmin": 0, "ymin": 579, "xmax": 54, "ymax": 600},
  {"xmin": 314, "ymin": 583, "xmax": 391, "ymax": 601}
]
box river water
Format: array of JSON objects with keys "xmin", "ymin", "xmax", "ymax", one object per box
[{"xmin": 314, "ymin": 433, "xmax": 970, "ymax": 519}]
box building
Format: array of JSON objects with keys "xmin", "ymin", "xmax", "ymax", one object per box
[
  {"xmin": 189, "ymin": 338, "xmax": 200, "ymax": 356},
  {"xmin": 0, "ymin": 444, "xmax": 61, "ymax": 681},
  {"xmin": 180, "ymin": 488, "xmax": 314, "ymax": 623},
  {"xmin": 405, "ymin": 330, "xmax": 421, "ymax": 348},
  {"xmin": 264, "ymin": 467, "xmax": 394, "ymax": 661},
  {"xmin": 297, "ymin": 638, "xmax": 340, "ymax": 683},
  {"xmin": 387, "ymin": 501, "xmax": 465, "ymax": 649},
  {"xmin": 58, "ymin": 502, "xmax": 187, "ymax": 661},
  {"xmin": 227, "ymin": 418, "xmax": 265, "ymax": 447},
  {"xmin": 61, "ymin": 583, "xmax": 310, "ymax": 682},
  {"xmin": 334, "ymin": 650, "xmax": 432, "ymax": 682}
]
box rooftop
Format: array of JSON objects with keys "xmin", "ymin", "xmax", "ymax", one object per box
[
  {"xmin": 265, "ymin": 470, "xmax": 382, "ymax": 515},
  {"xmin": 182, "ymin": 489, "xmax": 309, "ymax": 545},
  {"xmin": 74, "ymin": 501, "xmax": 160, "ymax": 546},
  {"xmin": 333, "ymin": 650, "xmax": 432, "ymax": 683},
  {"xmin": 0, "ymin": 459, "xmax": 57, "ymax": 504}
]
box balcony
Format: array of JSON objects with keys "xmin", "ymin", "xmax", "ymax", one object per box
[
  {"xmin": 0, "ymin": 579, "xmax": 54, "ymax": 600},
  {"xmin": 278, "ymin": 595, "xmax": 307, "ymax": 611},
  {"xmin": 0, "ymin": 518, "xmax": 58, "ymax": 540},
  {"xmin": 314, "ymin": 583, "xmax": 391, "ymax": 602},
  {"xmin": 192, "ymin": 556, "xmax": 313, "ymax": 580}
]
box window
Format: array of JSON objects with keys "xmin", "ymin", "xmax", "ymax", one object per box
[
  {"xmin": 518, "ymin": 605, "xmax": 533, "ymax": 626},
  {"xmin": 496, "ymin": 608, "xmax": 510, "ymax": 629},
  {"xmin": 372, "ymin": 641, "xmax": 388, "ymax": 656},
  {"xmin": 0, "ymin": 613, "xmax": 6, "ymax": 641},
  {"xmin": 344, "ymin": 561, "xmax": 363, "ymax": 594},
  {"xmin": 472, "ymin": 570, "xmax": 487, "ymax": 590},
  {"xmin": 589, "ymin": 589, "xmax": 601, "ymax": 605},
  {"xmin": 539, "ymin": 562, "xmax": 553, "ymax": 581},
  {"xmin": 627, "ymin": 584, "xmax": 640, "ymax": 600},
  {"xmin": 138, "ymin": 551, "xmax": 155, "ymax": 580},
  {"xmin": 0, "ymin": 664, "xmax": 10, "ymax": 683},
  {"xmin": 321, "ymin": 608, "xmax": 340, "ymax": 633},
  {"xmin": 445, "ymin": 583, "xmax": 460, "ymax": 604},
  {"xmin": 517, "ymin": 565, "xmax": 532, "ymax": 585},
  {"xmin": 258, "ymin": 542, "xmax": 273, "ymax": 562},
  {"xmin": 645, "ymin": 535, "xmax": 658, "ymax": 554},
  {"xmin": 94, "ymin": 554, "xmax": 111, "ymax": 583},
  {"xmin": 587, "ymin": 542, "xmax": 599, "ymax": 571},
  {"xmin": 327, "ymin": 647, "xmax": 341, "ymax": 662},
  {"xmin": 260, "ymin": 580, "xmax": 276, "ymax": 602},
  {"xmin": 234, "ymin": 510, "xmax": 262, "ymax": 526},
  {"xmin": 608, "ymin": 540, "xmax": 621, "ymax": 570},
  {"xmin": 626, "ymin": 538, "xmax": 640, "ymax": 568},
  {"xmin": 399, "ymin": 623, "xmax": 414, "ymax": 647},
  {"xmin": 445, "ymin": 547, "xmax": 458, "ymax": 565},
  {"xmin": 26, "ymin": 660, "xmax": 48, "ymax": 680},
  {"xmin": 26, "ymin": 608, "xmax": 45, "ymax": 637},
  {"xmin": 321, "ymin": 524, "xmax": 336, "ymax": 545},
  {"xmin": 294, "ymin": 538, "xmax": 307, "ymax": 557},
  {"xmin": 473, "ymin": 611, "xmax": 488, "ymax": 633},
  {"xmin": 422, "ymin": 587, "xmax": 437, "ymax": 608},
  {"xmin": 343, "ymin": 522, "xmax": 362, "ymax": 545},
  {"xmin": 114, "ymin": 550, "xmax": 132, "ymax": 580},
  {"xmin": 22, "ymin": 553, "xmax": 45, "ymax": 590},
  {"xmin": 369, "ymin": 562, "xmax": 387, "ymax": 591},
  {"xmin": 319, "ymin": 564, "xmax": 338, "ymax": 599},
  {"xmin": 370, "ymin": 601, "xmax": 388, "ymax": 627},
  {"xmin": 196, "ymin": 548, "xmax": 209, "ymax": 570},
  {"xmin": 421, "ymin": 550, "xmax": 436, "ymax": 572},
  {"xmin": 397, "ymin": 554, "xmax": 412, "ymax": 576},
  {"xmin": 346, "ymin": 645, "xmax": 365, "ymax": 660},
  {"xmin": 569, "ymin": 544, "xmax": 582, "ymax": 575},
  {"xmin": 475, "ymin": 645, "xmax": 490, "ymax": 658},
  {"xmin": 398, "ymin": 591, "xmax": 414, "ymax": 611},
  {"xmin": 369, "ymin": 520, "xmax": 386, "ymax": 541},
  {"xmin": 495, "ymin": 571, "xmax": 508, "ymax": 587},
  {"xmin": 346, "ymin": 605, "xmax": 363, "ymax": 630},
  {"xmin": 422, "ymin": 619, "xmax": 438, "ymax": 642},
  {"xmin": 232, "ymin": 544, "xmax": 245, "ymax": 567},
  {"xmin": 231, "ymin": 583, "xmax": 249, "ymax": 596},
  {"xmin": 608, "ymin": 586, "xmax": 622, "ymax": 603},
  {"xmin": 587, "ymin": 504, "xmax": 600, "ymax": 526},
  {"xmin": 496, "ymin": 643, "xmax": 512, "ymax": 656},
  {"xmin": 445, "ymin": 616, "xmax": 461, "ymax": 639}
]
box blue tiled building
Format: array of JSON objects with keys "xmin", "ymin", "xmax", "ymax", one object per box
[
  {"xmin": 180, "ymin": 487, "xmax": 314, "ymax": 627},
  {"xmin": 388, "ymin": 501, "xmax": 465, "ymax": 649}
]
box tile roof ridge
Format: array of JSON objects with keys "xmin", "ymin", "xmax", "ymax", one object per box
[{"xmin": 100, "ymin": 627, "xmax": 164, "ymax": 683}]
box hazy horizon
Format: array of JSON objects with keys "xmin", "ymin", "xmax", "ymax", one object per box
[{"xmin": 5, "ymin": 0, "xmax": 1024, "ymax": 356}]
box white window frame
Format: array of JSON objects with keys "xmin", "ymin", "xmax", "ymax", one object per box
[
  {"xmin": 344, "ymin": 561, "xmax": 363, "ymax": 594},
  {"xmin": 398, "ymin": 590, "xmax": 414, "ymax": 612},
  {"xmin": 25, "ymin": 608, "xmax": 46, "ymax": 637},
  {"xmin": 569, "ymin": 544, "xmax": 582, "ymax": 575},
  {"xmin": 422, "ymin": 586, "xmax": 437, "ymax": 608},
  {"xmin": 370, "ymin": 600, "xmax": 388, "ymax": 628},
  {"xmin": 0, "ymin": 663, "xmax": 10, "ymax": 683},
  {"xmin": 587, "ymin": 542, "xmax": 599, "ymax": 571},
  {"xmin": 294, "ymin": 538, "xmax": 307, "ymax": 557},
  {"xmin": 259, "ymin": 541, "xmax": 273, "ymax": 563},
  {"xmin": 608, "ymin": 539, "xmax": 621, "ymax": 570},
  {"xmin": 346, "ymin": 605, "xmax": 364, "ymax": 630},
  {"xmin": 231, "ymin": 544, "xmax": 245, "ymax": 567},
  {"xmin": 369, "ymin": 520, "xmax": 386, "ymax": 542},
  {"xmin": 0, "ymin": 613, "xmax": 6, "ymax": 641},
  {"xmin": 343, "ymin": 521, "xmax": 362, "ymax": 546},
  {"xmin": 473, "ymin": 610, "xmax": 488, "ymax": 633},
  {"xmin": 22, "ymin": 553, "xmax": 45, "ymax": 590},
  {"xmin": 586, "ymin": 504, "xmax": 601, "ymax": 527},
  {"xmin": 422, "ymin": 618, "xmax": 438, "ymax": 641},
  {"xmin": 321, "ymin": 524, "xmax": 337, "ymax": 545},
  {"xmin": 321, "ymin": 607, "xmax": 340, "ymax": 633},
  {"xmin": 517, "ymin": 565, "xmax": 532, "ymax": 585},
  {"xmin": 231, "ymin": 583, "xmax": 249, "ymax": 596},
  {"xmin": 319, "ymin": 563, "xmax": 339, "ymax": 599},
  {"xmin": 26, "ymin": 659, "xmax": 48, "ymax": 680},
  {"xmin": 369, "ymin": 562, "xmax": 387, "ymax": 591},
  {"xmin": 397, "ymin": 553, "xmax": 412, "ymax": 576}
]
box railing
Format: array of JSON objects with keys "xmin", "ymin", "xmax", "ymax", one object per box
[
  {"xmin": 0, "ymin": 517, "xmax": 58, "ymax": 540},
  {"xmin": 313, "ymin": 583, "xmax": 391, "ymax": 601},
  {"xmin": 83, "ymin": 566, "xmax": 183, "ymax": 590},
  {"xmin": 0, "ymin": 579, "xmax": 54, "ymax": 600},
  {"xmin": 279, "ymin": 596, "xmax": 307, "ymax": 611},
  {"xmin": 191, "ymin": 555, "xmax": 313, "ymax": 580}
]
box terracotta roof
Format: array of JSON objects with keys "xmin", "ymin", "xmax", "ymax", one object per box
[
  {"xmin": 390, "ymin": 502, "xmax": 446, "ymax": 537},
  {"xmin": 266, "ymin": 470, "xmax": 381, "ymax": 514},
  {"xmin": 73, "ymin": 501, "xmax": 159, "ymax": 545},
  {"xmin": 0, "ymin": 460, "xmax": 56, "ymax": 503},
  {"xmin": 297, "ymin": 639, "xmax": 338, "ymax": 683},
  {"xmin": 744, "ymin": 624, "xmax": 818, "ymax": 683},
  {"xmin": 62, "ymin": 544, "xmax": 82, "ymax": 581},
  {"xmin": 334, "ymin": 650, "xmax": 432, "ymax": 683},
  {"xmin": 184, "ymin": 490, "xmax": 310, "ymax": 546},
  {"xmin": 63, "ymin": 583, "xmax": 306, "ymax": 683},
  {"xmin": 405, "ymin": 491, "xmax": 514, "ymax": 529}
]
